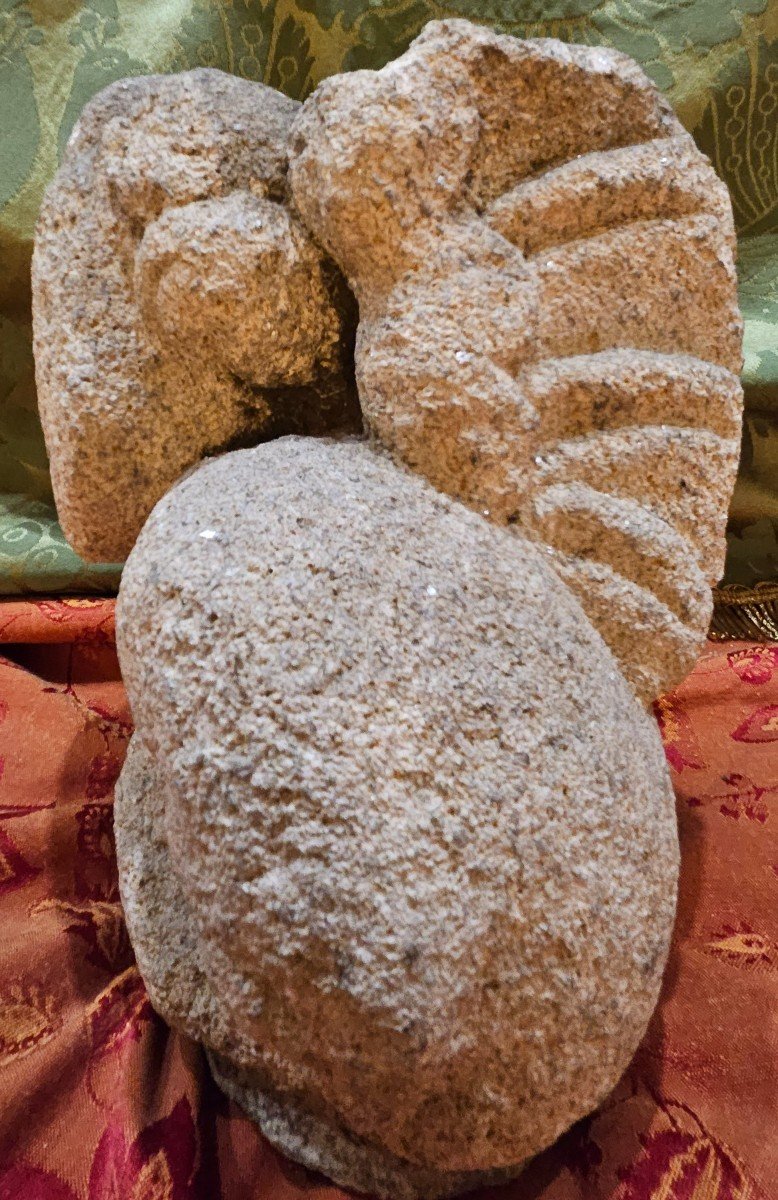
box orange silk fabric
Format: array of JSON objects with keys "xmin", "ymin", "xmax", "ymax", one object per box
[{"xmin": 0, "ymin": 598, "xmax": 776, "ymax": 1200}]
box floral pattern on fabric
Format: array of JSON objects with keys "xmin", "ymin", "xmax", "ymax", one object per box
[{"xmin": 0, "ymin": 598, "xmax": 776, "ymax": 1196}]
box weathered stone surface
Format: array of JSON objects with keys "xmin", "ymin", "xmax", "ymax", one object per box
[
  {"xmin": 289, "ymin": 18, "xmax": 744, "ymax": 703},
  {"xmin": 32, "ymin": 69, "xmax": 359, "ymax": 563},
  {"xmin": 115, "ymin": 435, "xmax": 679, "ymax": 1199}
]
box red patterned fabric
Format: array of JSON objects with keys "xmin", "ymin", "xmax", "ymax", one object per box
[{"xmin": 0, "ymin": 599, "xmax": 776, "ymax": 1200}]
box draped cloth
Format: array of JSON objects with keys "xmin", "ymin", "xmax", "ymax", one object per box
[{"xmin": 0, "ymin": 597, "xmax": 776, "ymax": 1199}]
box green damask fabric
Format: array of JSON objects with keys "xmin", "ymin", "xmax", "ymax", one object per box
[{"xmin": 1, "ymin": 0, "xmax": 776, "ymax": 594}]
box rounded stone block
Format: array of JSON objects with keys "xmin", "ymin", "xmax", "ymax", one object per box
[{"xmin": 116, "ymin": 435, "xmax": 679, "ymax": 1198}]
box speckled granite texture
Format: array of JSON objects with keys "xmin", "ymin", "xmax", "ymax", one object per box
[
  {"xmin": 116, "ymin": 435, "xmax": 679, "ymax": 1198},
  {"xmin": 32, "ymin": 69, "xmax": 359, "ymax": 563},
  {"xmin": 289, "ymin": 19, "xmax": 743, "ymax": 702}
]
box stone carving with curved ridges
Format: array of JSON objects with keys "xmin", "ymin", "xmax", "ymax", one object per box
[{"xmin": 289, "ymin": 18, "xmax": 744, "ymax": 703}]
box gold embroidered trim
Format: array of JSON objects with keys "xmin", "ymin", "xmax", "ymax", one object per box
[{"xmin": 710, "ymin": 583, "xmax": 778, "ymax": 641}]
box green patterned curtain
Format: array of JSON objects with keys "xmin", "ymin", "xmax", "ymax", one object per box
[{"xmin": 1, "ymin": 0, "xmax": 776, "ymax": 598}]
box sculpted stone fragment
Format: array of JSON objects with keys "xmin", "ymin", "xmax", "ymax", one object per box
[
  {"xmin": 288, "ymin": 19, "xmax": 744, "ymax": 702},
  {"xmin": 32, "ymin": 69, "xmax": 359, "ymax": 563},
  {"xmin": 116, "ymin": 435, "xmax": 679, "ymax": 1200},
  {"xmin": 40, "ymin": 17, "xmax": 745, "ymax": 1199}
]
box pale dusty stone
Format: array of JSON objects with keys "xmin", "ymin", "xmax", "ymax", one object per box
[
  {"xmin": 116, "ymin": 435, "xmax": 679, "ymax": 1199},
  {"xmin": 32, "ymin": 69, "xmax": 359, "ymax": 563},
  {"xmin": 115, "ymin": 737, "xmax": 519, "ymax": 1200},
  {"xmin": 289, "ymin": 18, "xmax": 744, "ymax": 703}
]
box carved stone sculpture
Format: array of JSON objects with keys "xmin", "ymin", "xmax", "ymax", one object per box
[
  {"xmin": 115, "ymin": 436, "xmax": 678, "ymax": 1200},
  {"xmin": 32, "ymin": 69, "xmax": 359, "ymax": 563},
  {"xmin": 32, "ymin": 16, "xmax": 745, "ymax": 1200},
  {"xmin": 289, "ymin": 19, "xmax": 743, "ymax": 702}
]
